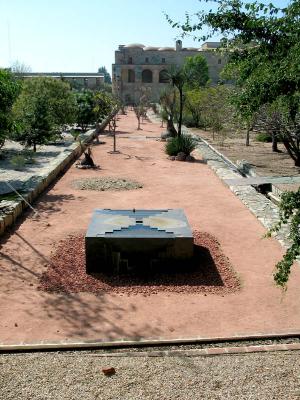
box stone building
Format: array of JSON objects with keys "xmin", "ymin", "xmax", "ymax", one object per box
[
  {"xmin": 22, "ymin": 72, "xmax": 105, "ymax": 90},
  {"xmin": 112, "ymin": 40, "xmax": 225, "ymax": 104}
]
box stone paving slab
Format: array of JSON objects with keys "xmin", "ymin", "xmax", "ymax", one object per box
[{"xmin": 224, "ymin": 176, "xmax": 300, "ymax": 186}]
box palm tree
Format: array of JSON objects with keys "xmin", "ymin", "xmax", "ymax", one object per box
[{"xmin": 166, "ymin": 66, "xmax": 186, "ymax": 136}]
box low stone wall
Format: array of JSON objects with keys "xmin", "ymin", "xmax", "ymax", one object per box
[{"xmin": 0, "ymin": 111, "xmax": 117, "ymax": 237}]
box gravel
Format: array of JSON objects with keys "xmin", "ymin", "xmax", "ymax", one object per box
[
  {"xmin": 39, "ymin": 230, "xmax": 240, "ymax": 295},
  {"xmin": 71, "ymin": 177, "xmax": 143, "ymax": 191},
  {"xmin": 1, "ymin": 350, "xmax": 300, "ymax": 399}
]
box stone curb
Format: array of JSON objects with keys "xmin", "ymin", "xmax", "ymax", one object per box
[
  {"xmin": 1, "ymin": 331, "xmax": 300, "ymax": 352},
  {"xmin": 146, "ymin": 111, "xmax": 291, "ymax": 250},
  {"xmin": 3, "ymin": 343, "xmax": 298, "ymax": 357},
  {"xmin": 92, "ymin": 343, "xmax": 300, "ymax": 358},
  {"xmin": 192, "ymin": 135, "xmax": 291, "ymax": 250},
  {"xmin": 0, "ymin": 110, "xmax": 117, "ymax": 237}
]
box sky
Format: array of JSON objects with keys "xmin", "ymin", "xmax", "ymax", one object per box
[{"xmin": 0, "ymin": 0, "xmax": 290, "ymax": 75}]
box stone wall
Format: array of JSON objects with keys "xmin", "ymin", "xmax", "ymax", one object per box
[
  {"xmin": 112, "ymin": 42, "xmax": 227, "ymax": 103},
  {"xmin": 0, "ymin": 111, "xmax": 117, "ymax": 237}
]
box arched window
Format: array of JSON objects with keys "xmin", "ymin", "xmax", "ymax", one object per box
[
  {"xmin": 142, "ymin": 69, "xmax": 153, "ymax": 83},
  {"xmin": 159, "ymin": 69, "xmax": 169, "ymax": 83},
  {"xmin": 128, "ymin": 70, "xmax": 135, "ymax": 83}
]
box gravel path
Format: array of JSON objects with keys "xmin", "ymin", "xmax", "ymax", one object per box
[{"xmin": 1, "ymin": 351, "xmax": 300, "ymax": 399}]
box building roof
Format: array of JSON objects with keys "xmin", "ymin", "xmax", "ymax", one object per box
[
  {"xmin": 22, "ymin": 72, "xmax": 104, "ymax": 78},
  {"xmin": 124, "ymin": 43, "xmax": 145, "ymax": 49},
  {"xmin": 158, "ymin": 47, "xmax": 175, "ymax": 51},
  {"xmin": 143, "ymin": 46, "xmax": 159, "ymax": 51}
]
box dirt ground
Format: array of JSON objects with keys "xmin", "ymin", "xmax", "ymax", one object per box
[
  {"xmin": 0, "ymin": 110, "xmax": 300, "ymax": 346},
  {"xmin": 190, "ymin": 128, "xmax": 300, "ymax": 192}
]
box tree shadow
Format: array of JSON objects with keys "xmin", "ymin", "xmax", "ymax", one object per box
[{"xmin": 0, "ymin": 231, "xmax": 162, "ymax": 341}]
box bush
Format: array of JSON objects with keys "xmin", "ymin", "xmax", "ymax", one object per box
[
  {"xmin": 256, "ymin": 132, "xmax": 272, "ymax": 142},
  {"xmin": 182, "ymin": 114, "xmax": 197, "ymax": 127},
  {"xmin": 165, "ymin": 134, "xmax": 197, "ymax": 156}
]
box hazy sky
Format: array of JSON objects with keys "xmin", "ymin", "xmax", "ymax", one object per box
[{"xmin": 0, "ymin": 0, "xmax": 289, "ymax": 74}]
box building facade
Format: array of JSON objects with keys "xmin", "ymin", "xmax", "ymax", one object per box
[
  {"xmin": 112, "ymin": 40, "xmax": 226, "ymax": 104},
  {"xmin": 22, "ymin": 72, "xmax": 105, "ymax": 89}
]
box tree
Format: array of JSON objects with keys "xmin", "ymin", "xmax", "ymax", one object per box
[
  {"xmin": 167, "ymin": 0, "xmax": 300, "ymax": 163},
  {"xmin": 166, "ymin": 66, "xmax": 186, "ymax": 136},
  {"xmin": 134, "ymin": 89, "xmax": 150, "ymax": 130},
  {"xmin": 10, "ymin": 60, "xmax": 32, "ymax": 76},
  {"xmin": 74, "ymin": 90, "xmax": 96, "ymax": 132},
  {"xmin": 167, "ymin": 0, "xmax": 300, "ymax": 286},
  {"xmin": 98, "ymin": 66, "xmax": 112, "ymax": 84},
  {"xmin": 0, "ymin": 69, "xmax": 20, "ymax": 149},
  {"xmin": 159, "ymin": 88, "xmax": 178, "ymax": 136},
  {"xmin": 163, "ymin": 56, "xmax": 209, "ymax": 136},
  {"xmin": 183, "ymin": 55, "xmax": 209, "ymax": 90},
  {"xmin": 12, "ymin": 77, "xmax": 76, "ymax": 151},
  {"xmin": 94, "ymin": 91, "xmax": 115, "ymax": 123}
]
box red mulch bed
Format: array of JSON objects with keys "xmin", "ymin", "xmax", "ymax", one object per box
[{"xmin": 39, "ymin": 230, "xmax": 240, "ymax": 295}]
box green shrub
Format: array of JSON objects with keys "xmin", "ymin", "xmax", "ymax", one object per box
[
  {"xmin": 182, "ymin": 114, "xmax": 197, "ymax": 127},
  {"xmin": 256, "ymin": 132, "xmax": 272, "ymax": 142},
  {"xmin": 165, "ymin": 134, "xmax": 197, "ymax": 156}
]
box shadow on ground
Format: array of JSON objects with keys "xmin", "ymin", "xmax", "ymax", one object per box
[{"xmin": 38, "ymin": 232, "xmax": 240, "ymax": 296}]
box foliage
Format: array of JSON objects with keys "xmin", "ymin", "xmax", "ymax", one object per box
[
  {"xmin": 12, "ymin": 77, "xmax": 76, "ymax": 151},
  {"xmin": 94, "ymin": 91, "xmax": 116, "ymax": 123},
  {"xmin": 74, "ymin": 90, "xmax": 96, "ymax": 132},
  {"xmin": 161, "ymin": 56, "xmax": 209, "ymax": 136},
  {"xmin": 133, "ymin": 88, "xmax": 150, "ymax": 130},
  {"xmin": 184, "ymin": 85, "xmax": 235, "ymax": 138},
  {"xmin": 167, "ymin": 0, "xmax": 300, "ymax": 286},
  {"xmin": 167, "ymin": 0, "xmax": 300, "ymax": 161},
  {"xmin": 165, "ymin": 134, "xmax": 197, "ymax": 156},
  {"xmin": 0, "ymin": 69, "xmax": 20, "ymax": 148},
  {"xmin": 98, "ymin": 66, "xmax": 112, "ymax": 84},
  {"xmin": 267, "ymin": 188, "xmax": 300, "ymax": 288},
  {"xmin": 183, "ymin": 55, "xmax": 209, "ymax": 90},
  {"xmin": 159, "ymin": 87, "xmax": 178, "ymax": 127},
  {"xmin": 255, "ymin": 132, "xmax": 272, "ymax": 143},
  {"xmin": 74, "ymin": 90, "xmax": 116, "ymax": 132}
]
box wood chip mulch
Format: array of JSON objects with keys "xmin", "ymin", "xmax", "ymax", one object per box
[{"xmin": 39, "ymin": 230, "xmax": 241, "ymax": 296}]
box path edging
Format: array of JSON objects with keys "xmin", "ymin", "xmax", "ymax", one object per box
[
  {"xmin": 0, "ymin": 111, "xmax": 117, "ymax": 237},
  {"xmin": 1, "ymin": 331, "xmax": 300, "ymax": 353}
]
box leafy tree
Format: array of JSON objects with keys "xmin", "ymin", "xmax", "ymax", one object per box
[
  {"xmin": 168, "ymin": 0, "xmax": 300, "ymax": 286},
  {"xmin": 267, "ymin": 188, "xmax": 300, "ymax": 288},
  {"xmin": 0, "ymin": 69, "xmax": 20, "ymax": 149},
  {"xmin": 12, "ymin": 77, "xmax": 75, "ymax": 151},
  {"xmin": 159, "ymin": 88, "xmax": 178, "ymax": 136},
  {"xmin": 94, "ymin": 91, "xmax": 116, "ymax": 123},
  {"xmin": 167, "ymin": 0, "xmax": 300, "ymax": 163},
  {"xmin": 74, "ymin": 90, "xmax": 96, "ymax": 132},
  {"xmin": 163, "ymin": 56, "xmax": 209, "ymax": 136},
  {"xmin": 134, "ymin": 88, "xmax": 150, "ymax": 130},
  {"xmin": 183, "ymin": 55, "xmax": 209, "ymax": 90},
  {"xmin": 13, "ymin": 90, "xmax": 54, "ymax": 152},
  {"xmin": 98, "ymin": 66, "xmax": 112, "ymax": 84}
]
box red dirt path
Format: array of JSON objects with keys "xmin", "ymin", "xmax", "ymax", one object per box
[{"xmin": 0, "ymin": 111, "xmax": 300, "ymax": 345}]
